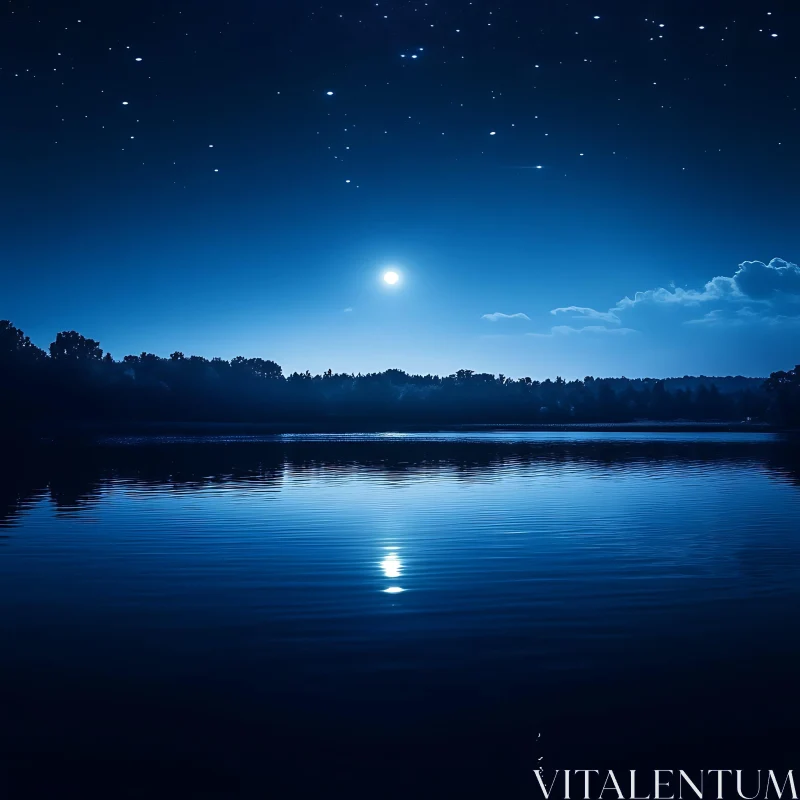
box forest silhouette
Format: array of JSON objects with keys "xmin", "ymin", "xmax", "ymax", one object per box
[{"xmin": 1, "ymin": 320, "xmax": 798, "ymax": 430}]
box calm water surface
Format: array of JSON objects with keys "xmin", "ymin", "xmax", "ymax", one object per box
[{"xmin": 2, "ymin": 433, "xmax": 799, "ymax": 797}]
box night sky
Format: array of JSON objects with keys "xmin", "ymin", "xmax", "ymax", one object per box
[{"xmin": 2, "ymin": 0, "xmax": 799, "ymax": 379}]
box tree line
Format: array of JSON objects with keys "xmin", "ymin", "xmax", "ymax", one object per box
[{"xmin": 1, "ymin": 320, "xmax": 797, "ymax": 429}]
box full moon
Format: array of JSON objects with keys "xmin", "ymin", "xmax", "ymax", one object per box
[{"xmin": 383, "ymin": 271, "xmax": 400, "ymax": 285}]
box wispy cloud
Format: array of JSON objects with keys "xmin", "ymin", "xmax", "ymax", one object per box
[
  {"xmin": 550, "ymin": 306, "xmax": 621, "ymax": 324},
  {"xmin": 343, "ymin": 307, "xmax": 353, "ymax": 313},
  {"xmin": 684, "ymin": 309, "xmax": 731, "ymax": 326},
  {"xmin": 481, "ymin": 312, "xmax": 531, "ymax": 322},
  {"xmin": 686, "ymin": 307, "xmax": 800, "ymax": 327},
  {"xmin": 528, "ymin": 325, "xmax": 637, "ymax": 338}
]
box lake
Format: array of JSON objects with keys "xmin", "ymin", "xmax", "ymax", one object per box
[{"xmin": 2, "ymin": 433, "xmax": 799, "ymax": 798}]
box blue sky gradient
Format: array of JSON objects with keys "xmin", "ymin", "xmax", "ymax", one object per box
[{"xmin": 2, "ymin": 0, "xmax": 798, "ymax": 378}]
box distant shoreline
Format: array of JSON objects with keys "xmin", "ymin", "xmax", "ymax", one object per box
[{"xmin": 12, "ymin": 419, "xmax": 786, "ymax": 441}]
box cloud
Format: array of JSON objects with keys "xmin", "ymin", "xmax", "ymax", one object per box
[
  {"xmin": 481, "ymin": 312, "xmax": 531, "ymax": 322},
  {"xmin": 528, "ymin": 325, "xmax": 637, "ymax": 338},
  {"xmin": 613, "ymin": 276, "xmax": 741, "ymax": 310},
  {"xmin": 552, "ymin": 258, "xmax": 800, "ymax": 328},
  {"xmin": 734, "ymin": 258, "xmax": 800, "ymax": 299},
  {"xmin": 550, "ymin": 305, "xmax": 621, "ymax": 324},
  {"xmin": 686, "ymin": 307, "xmax": 800, "ymax": 327},
  {"xmin": 763, "ymin": 314, "xmax": 800, "ymax": 326},
  {"xmin": 343, "ymin": 307, "xmax": 353, "ymax": 313},
  {"xmin": 684, "ymin": 309, "xmax": 730, "ymax": 326}
]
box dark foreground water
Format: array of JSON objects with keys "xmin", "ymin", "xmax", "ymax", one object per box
[{"xmin": 2, "ymin": 433, "xmax": 800, "ymax": 798}]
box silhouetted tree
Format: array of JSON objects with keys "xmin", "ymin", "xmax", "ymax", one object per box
[
  {"xmin": 0, "ymin": 320, "xmax": 46, "ymax": 363},
  {"xmin": 49, "ymin": 331, "xmax": 103, "ymax": 362},
  {"xmin": 231, "ymin": 356, "xmax": 283, "ymax": 380},
  {"xmin": 764, "ymin": 365, "xmax": 800, "ymax": 428}
]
